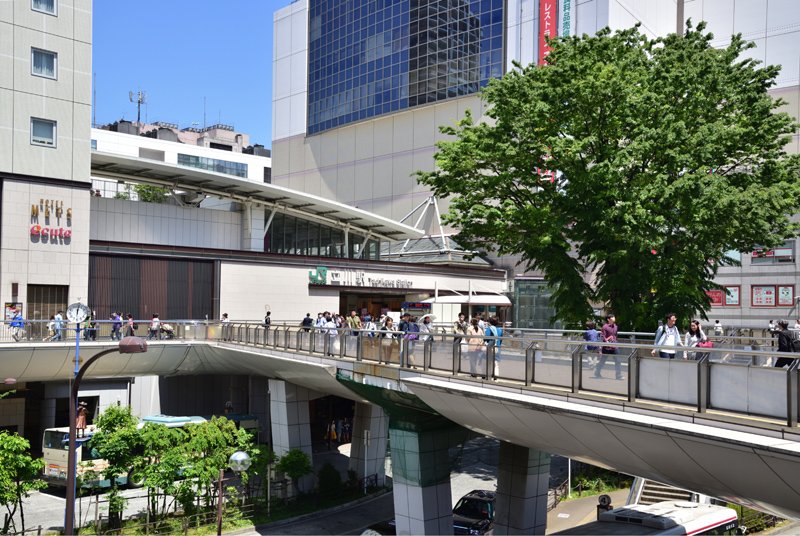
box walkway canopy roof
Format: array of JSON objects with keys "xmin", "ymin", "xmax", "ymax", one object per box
[
  {"xmin": 422, "ymin": 294, "xmax": 511, "ymax": 306},
  {"xmin": 91, "ymin": 151, "xmax": 424, "ymax": 242}
]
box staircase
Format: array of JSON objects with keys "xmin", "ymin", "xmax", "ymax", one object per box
[{"xmin": 637, "ymin": 480, "xmax": 694, "ymax": 505}]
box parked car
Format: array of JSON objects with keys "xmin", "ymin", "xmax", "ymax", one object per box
[
  {"xmin": 453, "ymin": 489, "xmax": 496, "ymax": 535},
  {"xmin": 362, "ymin": 518, "xmax": 396, "ymax": 535}
]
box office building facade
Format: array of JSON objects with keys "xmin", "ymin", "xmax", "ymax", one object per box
[
  {"xmin": 0, "ymin": 0, "xmax": 93, "ymax": 328},
  {"xmin": 272, "ymin": 0, "xmax": 800, "ymax": 327}
]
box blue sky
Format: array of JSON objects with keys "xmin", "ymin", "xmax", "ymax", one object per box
[{"xmin": 93, "ymin": 1, "xmax": 285, "ymax": 147}]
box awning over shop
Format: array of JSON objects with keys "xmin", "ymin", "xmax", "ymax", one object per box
[{"xmin": 422, "ymin": 294, "xmax": 511, "ymax": 306}]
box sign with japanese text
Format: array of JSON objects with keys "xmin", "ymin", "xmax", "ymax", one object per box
[
  {"xmin": 538, "ymin": 0, "xmax": 558, "ymax": 65},
  {"xmin": 752, "ymin": 285, "xmax": 776, "ymax": 307},
  {"xmin": 705, "ymin": 290, "xmax": 724, "ymax": 306}
]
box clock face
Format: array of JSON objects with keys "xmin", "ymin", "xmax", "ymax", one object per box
[{"xmin": 66, "ymin": 303, "xmax": 90, "ymax": 323}]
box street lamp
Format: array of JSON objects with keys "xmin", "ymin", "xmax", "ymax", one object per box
[
  {"xmin": 64, "ymin": 336, "xmax": 147, "ymax": 536},
  {"xmin": 217, "ymin": 451, "xmax": 252, "ymax": 535}
]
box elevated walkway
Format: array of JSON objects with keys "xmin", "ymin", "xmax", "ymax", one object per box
[{"xmin": 2, "ymin": 323, "xmax": 800, "ymax": 520}]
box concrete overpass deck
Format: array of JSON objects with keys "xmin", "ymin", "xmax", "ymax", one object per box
[{"xmin": 1, "ymin": 325, "xmax": 799, "ymax": 521}]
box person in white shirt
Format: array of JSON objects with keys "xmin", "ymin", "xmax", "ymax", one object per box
[{"xmin": 653, "ymin": 313, "xmax": 684, "ymax": 359}]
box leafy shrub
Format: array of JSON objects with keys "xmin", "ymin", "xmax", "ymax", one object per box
[{"xmin": 317, "ymin": 462, "xmax": 342, "ymax": 496}]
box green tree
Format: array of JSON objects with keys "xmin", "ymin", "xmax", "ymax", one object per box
[
  {"xmin": 418, "ymin": 22, "xmax": 800, "ymax": 329},
  {"xmin": 275, "ymin": 449, "xmax": 312, "ymax": 494},
  {"xmin": 0, "ymin": 432, "xmax": 46, "ymax": 534},
  {"xmin": 182, "ymin": 417, "xmax": 253, "ymax": 509},
  {"xmin": 134, "ymin": 184, "xmax": 169, "ymax": 203},
  {"xmin": 90, "ymin": 404, "xmax": 142, "ymax": 529},
  {"xmin": 136, "ymin": 423, "xmax": 188, "ymax": 521}
]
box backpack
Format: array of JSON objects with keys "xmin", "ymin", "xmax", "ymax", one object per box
[
  {"xmin": 485, "ymin": 325, "xmax": 498, "ymax": 346},
  {"xmin": 791, "ymin": 331, "xmax": 800, "ymax": 353},
  {"xmin": 404, "ymin": 322, "xmax": 419, "ymax": 341}
]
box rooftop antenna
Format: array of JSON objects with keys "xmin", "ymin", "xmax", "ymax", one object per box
[{"xmin": 128, "ymin": 90, "xmax": 147, "ymax": 125}]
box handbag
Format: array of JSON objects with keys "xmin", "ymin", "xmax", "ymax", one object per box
[{"xmin": 697, "ymin": 340, "xmax": 714, "ymax": 348}]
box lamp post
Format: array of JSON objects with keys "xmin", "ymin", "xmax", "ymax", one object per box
[
  {"xmin": 217, "ymin": 451, "xmax": 251, "ymax": 535},
  {"xmin": 64, "ymin": 336, "xmax": 148, "ymax": 536}
]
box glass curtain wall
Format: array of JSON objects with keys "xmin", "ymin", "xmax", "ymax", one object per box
[
  {"xmin": 308, "ymin": 0, "xmax": 504, "ymax": 134},
  {"xmin": 266, "ymin": 211, "xmax": 380, "ymax": 260}
]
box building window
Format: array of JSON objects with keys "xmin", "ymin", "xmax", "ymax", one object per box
[
  {"xmin": 307, "ymin": 0, "xmax": 504, "ymax": 134},
  {"xmin": 263, "ymin": 167, "xmax": 272, "ymax": 184},
  {"xmin": 30, "ymin": 118, "xmax": 56, "ymax": 147},
  {"xmin": 751, "ymin": 240, "xmax": 795, "ymax": 265},
  {"xmin": 31, "ymin": 0, "xmax": 56, "ymax": 15},
  {"xmin": 31, "ymin": 48, "xmax": 57, "ymax": 79},
  {"xmin": 177, "ymin": 153, "xmax": 247, "ymax": 178}
]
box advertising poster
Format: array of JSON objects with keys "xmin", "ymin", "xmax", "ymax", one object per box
[
  {"xmin": 705, "ymin": 290, "xmax": 724, "ymax": 306},
  {"xmin": 724, "ymin": 286, "xmax": 740, "ymax": 306},
  {"xmin": 4, "ymin": 302, "xmax": 22, "ymax": 321},
  {"xmin": 752, "ymin": 286, "xmax": 775, "ymax": 307},
  {"xmin": 778, "ymin": 285, "xmax": 794, "ymax": 306}
]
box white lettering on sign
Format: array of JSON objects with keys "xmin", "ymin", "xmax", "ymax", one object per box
[{"xmin": 322, "ymin": 268, "xmax": 413, "ymax": 289}]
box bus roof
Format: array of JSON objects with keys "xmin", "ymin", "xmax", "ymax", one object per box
[
  {"xmin": 141, "ymin": 415, "xmax": 207, "ymax": 427},
  {"xmin": 554, "ymin": 501, "xmax": 738, "ymax": 535}
]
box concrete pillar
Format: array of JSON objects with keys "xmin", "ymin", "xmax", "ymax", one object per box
[
  {"xmin": 269, "ymin": 379, "xmax": 314, "ymax": 492},
  {"xmin": 494, "ymin": 441, "xmax": 551, "ymax": 535},
  {"xmin": 240, "ymin": 201, "xmax": 265, "ymax": 252},
  {"xmin": 349, "ymin": 402, "xmax": 388, "ymax": 486},
  {"xmin": 390, "ymin": 426, "xmax": 453, "ymax": 535}
]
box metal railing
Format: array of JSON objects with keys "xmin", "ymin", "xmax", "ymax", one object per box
[
  {"xmin": 217, "ymin": 322, "xmax": 800, "ymax": 429},
  {"xmin": 3, "ymin": 320, "xmax": 798, "ymax": 428}
]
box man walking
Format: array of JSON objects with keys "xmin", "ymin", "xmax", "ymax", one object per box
[
  {"xmin": 594, "ymin": 313, "xmax": 623, "ymax": 380},
  {"xmin": 653, "ymin": 313, "xmax": 684, "ymax": 359},
  {"xmin": 54, "ymin": 310, "xmax": 64, "ymax": 341}
]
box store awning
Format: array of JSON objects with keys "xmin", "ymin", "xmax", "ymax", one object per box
[{"xmin": 423, "ymin": 294, "xmax": 511, "ymax": 306}]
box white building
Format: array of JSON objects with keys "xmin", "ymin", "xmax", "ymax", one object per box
[{"xmin": 0, "ymin": 0, "xmax": 93, "ymax": 333}]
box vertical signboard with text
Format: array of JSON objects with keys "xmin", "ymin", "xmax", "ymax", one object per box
[{"xmin": 538, "ymin": 0, "xmax": 558, "ymax": 65}]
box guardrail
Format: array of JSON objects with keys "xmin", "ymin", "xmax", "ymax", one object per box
[
  {"xmin": 3, "ymin": 320, "xmax": 798, "ymax": 428},
  {"xmin": 217, "ymin": 322, "xmax": 800, "ymax": 429}
]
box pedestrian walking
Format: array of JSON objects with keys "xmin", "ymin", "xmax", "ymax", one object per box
[
  {"xmin": 653, "ymin": 313, "xmax": 684, "ymax": 359},
  {"xmin": 110, "ymin": 312, "xmax": 122, "ymax": 340},
  {"xmin": 684, "ymin": 320, "xmax": 707, "ymax": 360},
  {"xmin": 595, "ymin": 313, "xmax": 623, "ymax": 379},
  {"xmin": 583, "ymin": 320, "xmax": 601, "ymax": 368},
  {"xmin": 775, "ymin": 320, "xmax": 796, "ymax": 368},
  {"xmin": 124, "ymin": 313, "xmax": 136, "ymax": 337},
  {"xmin": 467, "ymin": 318, "xmax": 485, "ymax": 378},
  {"xmin": 148, "ymin": 313, "xmax": 161, "ymax": 340},
  {"xmin": 9, "ymin": 309, "xmax": 25, "ymax": 342},
  {"xmin": 54, "ymin": 310, "xmax": 64, "ymax": 341}
]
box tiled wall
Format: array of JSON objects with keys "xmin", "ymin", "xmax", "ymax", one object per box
[{"xmin": 89, "ymin": 197, "xmax": 241, "ymax": 250}]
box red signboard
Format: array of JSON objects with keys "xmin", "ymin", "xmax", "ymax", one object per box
[
  {"xmin": 538, "ymin": 0, "xmax": 558, "ymax": 65},
  {"xmin": 705, "ymin": 290, "xmax": 724, "ymax": 306}
]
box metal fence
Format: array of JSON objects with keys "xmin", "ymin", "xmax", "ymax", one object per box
[{"xmin": 3, "ymin": 320, "xmax": 798, "ymax": 427}]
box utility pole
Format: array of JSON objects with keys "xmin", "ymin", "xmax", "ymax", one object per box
[{"xmin": 676, "ymin": 0, "xmax": 684, "ymax": 36}]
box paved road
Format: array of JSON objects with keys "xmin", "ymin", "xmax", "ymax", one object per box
[{"xmin": 16, "ymin": 485, "xmax": 155, "ymax": 534}]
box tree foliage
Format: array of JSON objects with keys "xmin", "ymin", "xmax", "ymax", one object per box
[
  {"xmin": 0, "ymin": 432, "xmax": 46, "ymax": 534},
  {"xmin": 276, "ymin": 449, "xmax": 313, "ymax": 493},
  {"xmin": 134, "ymin": 184, "xmax": 170, "ymax": 203},
  {"xmin": 418, "ymin": 22, "xmax": 800, "ymax": 329},
  {"xmin": 90, "ymin": 404, "xmax": 141, "ymax": 529}
]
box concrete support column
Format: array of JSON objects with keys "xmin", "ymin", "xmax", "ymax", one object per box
[
  {"xmin": 268, "ymin": 379, "xmax": 314, "ymax": 492},
  {"xmin": 240, "ymin": 201, "xmax": 265, "ymax": 252},
  {"xmin": 390, "ymin": 426, "xmax": 453, "ymax": 535},
  {"xmin": 494, "ymin": 441, "xmax": 551, "ymax": 535},
  {"xmin": 349, "ymin": 402, "xmax": 388, "ymax": 486}
]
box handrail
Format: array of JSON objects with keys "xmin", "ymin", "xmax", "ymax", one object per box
[{"xmin": 5, "ymin": 319, "xmax": 799, "ymax": 428}]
